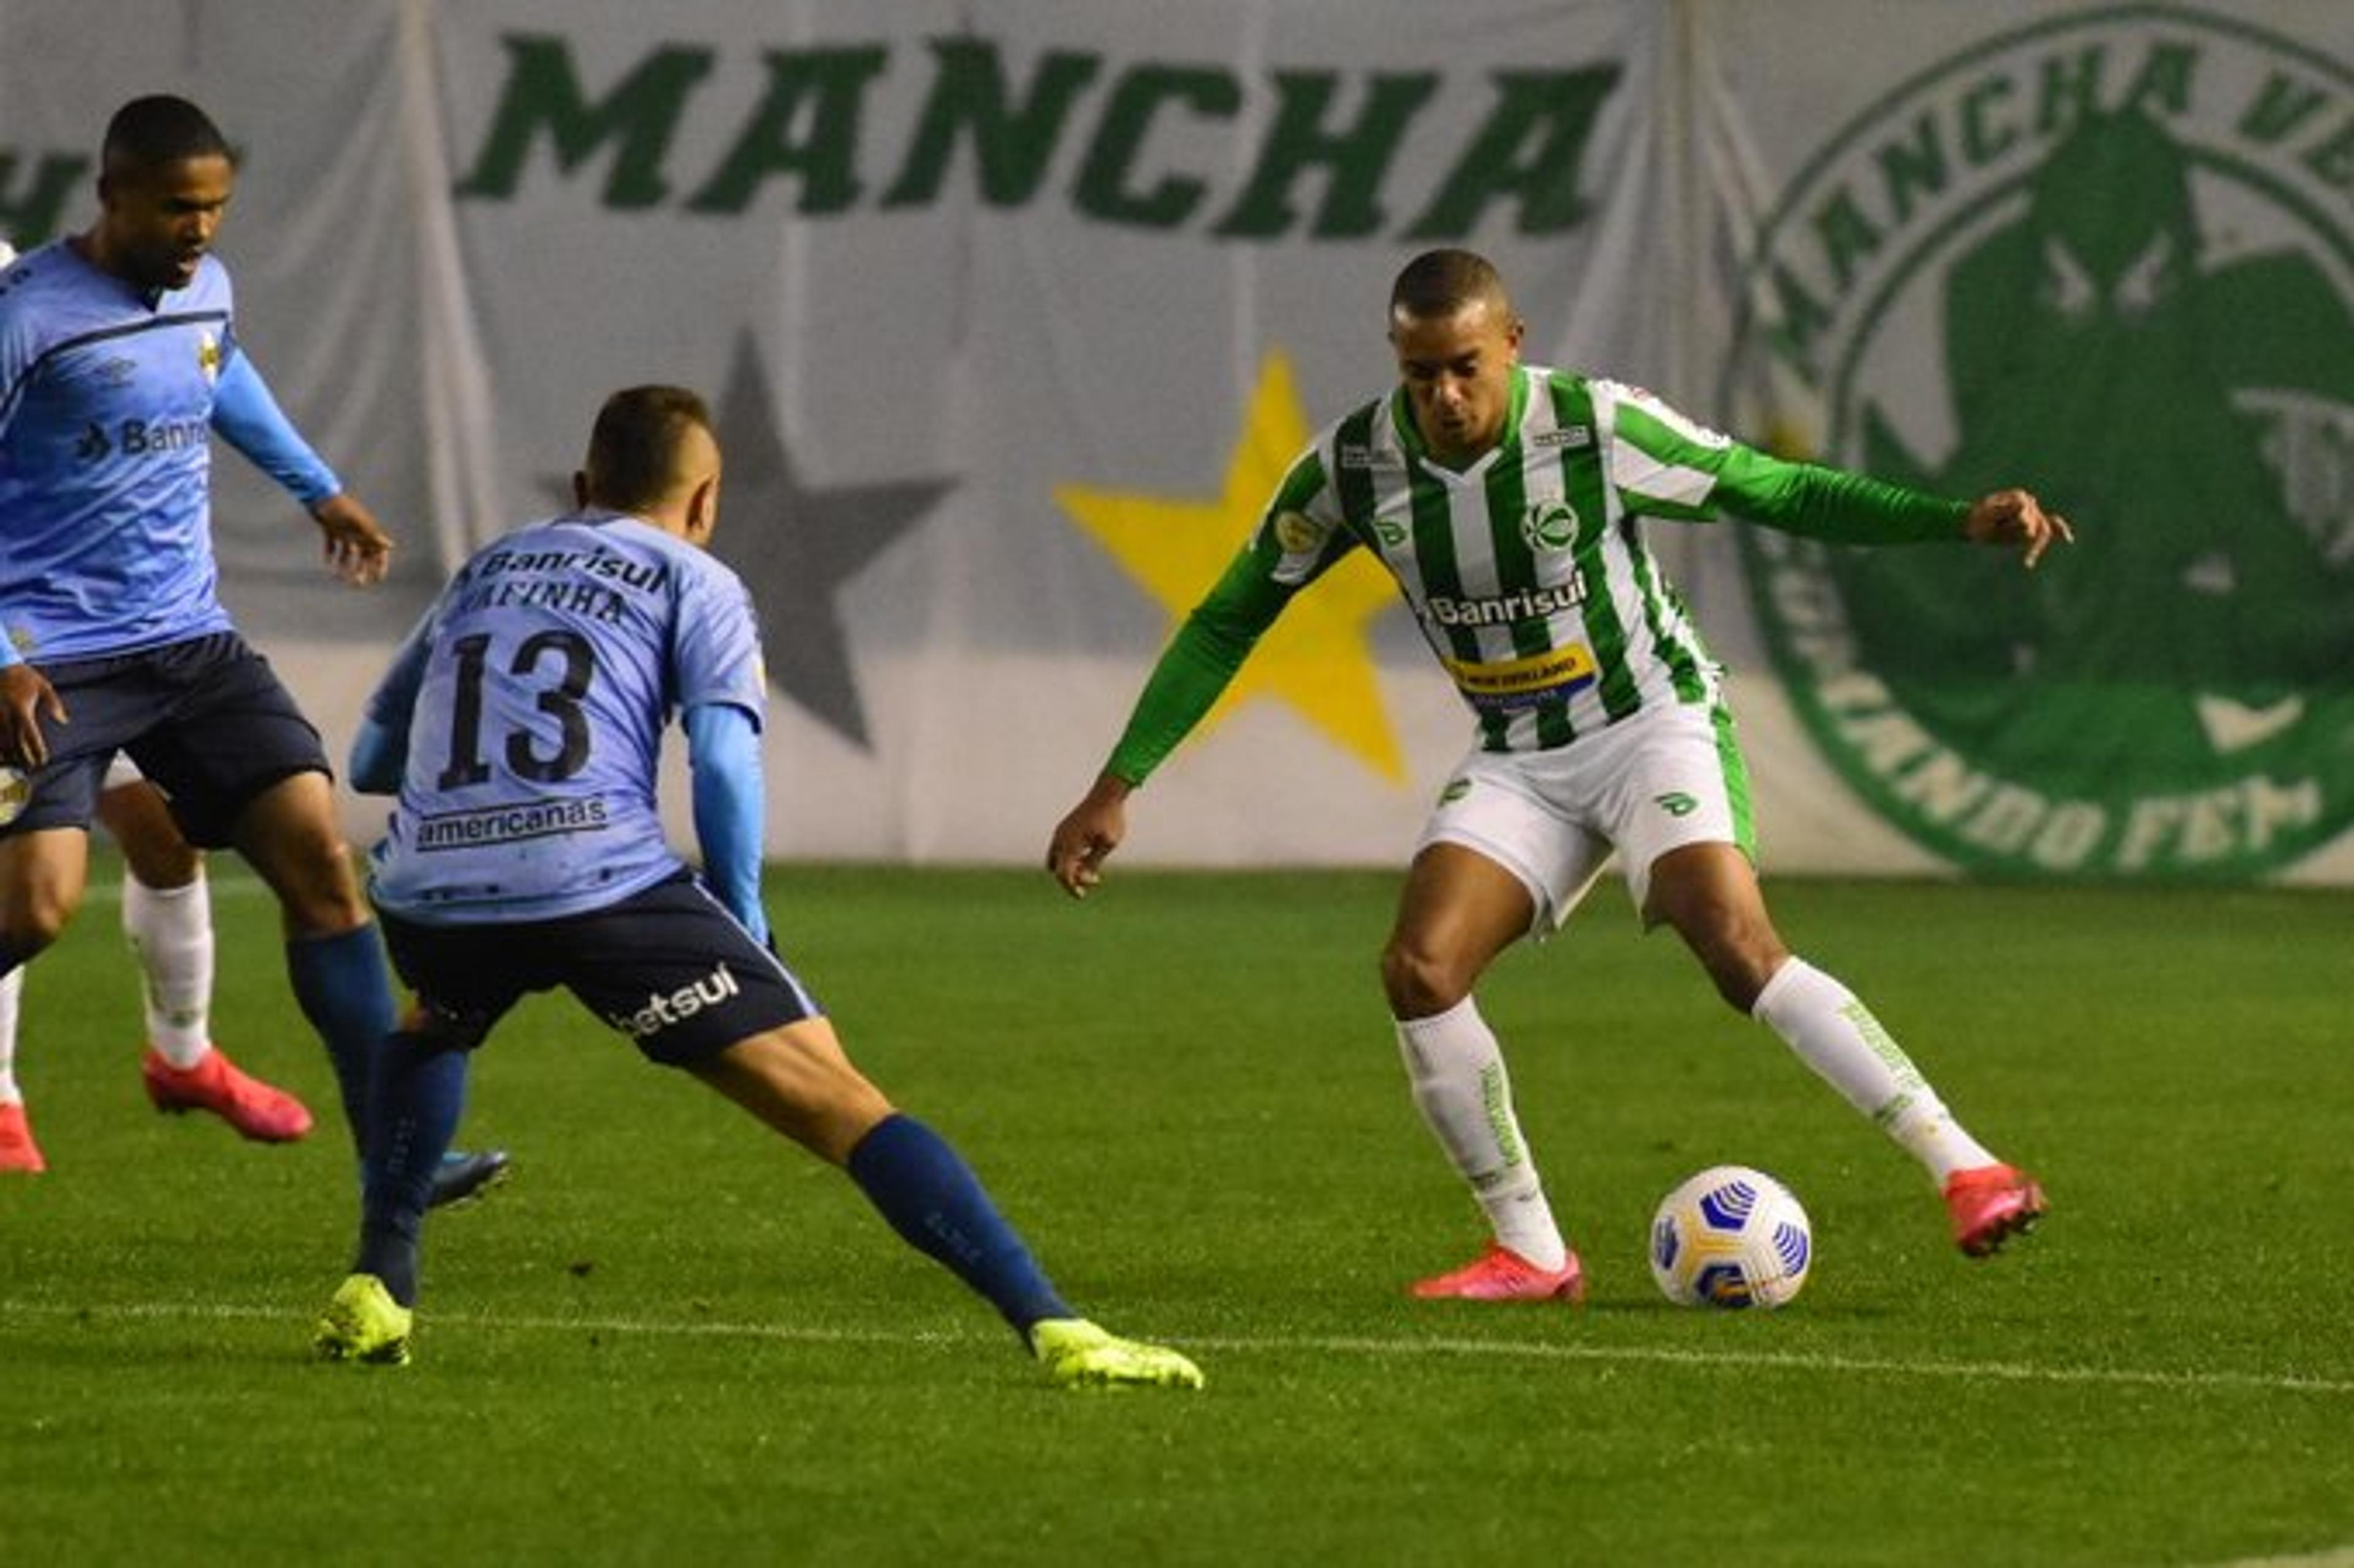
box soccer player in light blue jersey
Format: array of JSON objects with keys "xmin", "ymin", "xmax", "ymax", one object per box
[
  {"xmin": 0, "ymin": 97, "xmax": 503, "ymax": 1205},
  {"xmin": 312, "ymin": 386, "xmax": 1201, "ymax": 1390}
]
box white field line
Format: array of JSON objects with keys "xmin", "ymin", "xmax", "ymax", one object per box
[
  {"xmin": 71, "ymin": 875, "xmax": 275, "ymax": 906},
  {"xmin": 2, "ymin": 1297, "xmax": 2351, "ymax": 1399}
]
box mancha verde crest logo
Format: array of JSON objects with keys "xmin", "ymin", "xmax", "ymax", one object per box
[{"xmin": 1724, "ymin": 5, "xmax": 2354, "ymax": 879}]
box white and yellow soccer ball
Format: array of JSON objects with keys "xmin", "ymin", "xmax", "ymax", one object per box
[{"xmin": 1648, "ymin": 1165, "xmax": 1813, "ymax": 1310}]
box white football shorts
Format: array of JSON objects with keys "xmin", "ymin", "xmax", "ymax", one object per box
[{"xmin": 1415, "ymin": 699, "xmax": 1757, "ymax": 934}]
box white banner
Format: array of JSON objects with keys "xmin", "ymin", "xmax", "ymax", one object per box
[
  {"xmin": 5, "ymin": 1, "xmax": 2349, "ymax": 881},
  {"xmin": 1697, "ymin": 0, "xmax": 2354, "ymax": 882}
]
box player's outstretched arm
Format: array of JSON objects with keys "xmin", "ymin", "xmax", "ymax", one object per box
[
  {"xmin": 1046, "ymin": 773, "xmax": 1133, "ymax": 899},
  {"xmin": 311, "ymin": 492, "xmax": 395, "ymax": 587},
  {"xmin": 208, "ymin": 353, "xmax": 389, "ymax": 584},
  {"xmin": 1962, "ymin": 488, "xmax": 2073, "ymax": 569}
]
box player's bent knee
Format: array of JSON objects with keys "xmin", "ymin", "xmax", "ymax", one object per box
[
  {"xmin": 1697, "ymin": 938, "xmax": 1787, "ymax": 1014},
  {"xmin": 257, "ymin": 842, "xmax": 370, "ymax": 935},
  {"xmin": 0, "ymin": 887, "xmax": 81, "ymax": 954},
  {"xmin": 1380, "ymin": 940, "xmax": 1473, "ymax": 1018}
]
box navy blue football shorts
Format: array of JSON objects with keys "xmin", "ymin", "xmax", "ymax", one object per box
[
  {"xmin": 376, "ymin": 872, "xmax": 824, "ymax": 1066},
  {"xmin": 1, "ymin": 632, "xmax": 331, "ymax": 847}
]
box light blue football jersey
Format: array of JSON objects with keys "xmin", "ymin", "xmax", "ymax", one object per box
[
  {"xmin": 0, "ymin": 240, "xmax": 242, "ymax": 663},
  {"xmin": 365, "ymin": 512, "xmax": 767, "ymax": 924}
]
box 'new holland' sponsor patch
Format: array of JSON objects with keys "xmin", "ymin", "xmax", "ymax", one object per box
[{"xmin": 1441, "ymin": 643, "xmax": 1599, "ymax": 712}]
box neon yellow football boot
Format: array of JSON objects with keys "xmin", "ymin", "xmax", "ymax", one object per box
[
  {"xmin": 313, "ymin": 1273, "xmax": 413, "ymax": 1366},
  {"xmin": 1029, "ymin": 1318, "xmax": 1203, "ymax": 1391}
]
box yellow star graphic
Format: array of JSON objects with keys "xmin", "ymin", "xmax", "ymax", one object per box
[{"xmin": 1055, "ymin": 351, "xmax": 1407, "ymax": 782}]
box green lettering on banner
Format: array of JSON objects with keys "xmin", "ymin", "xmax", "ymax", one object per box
[
  {"xmin": 688, "ymin": 46, "xmax": 888, "ymax": 215},
  {"xmin": 0, "ymin": 151, "xmax": 89, "ymax": 246},
  {"xmin": 2236, "ymin": 72, "xmax": 2329, "ymax": 143},
  {"xmin": 1408, "ymin": 66, "xmax": 1622, "ymax": 237},
  {"xmin": 880, "ymin": 40, "xmax": 1099, "ymax": 208},
  {"xmin": 1074, "ymin": 64, "xmax": 1241, "ymax": 229},
  {"xmin": 1213, "ymin": 70, "xmax": 1438, "ymax": 239},
  {"xmin": 2033, "ymin": 48, "xmax": 2105, "ymax": 138},
  {"xmin": 1811, "ymin": 189, "xmax": 1883, "ymax": 294},
  {"xmin": 2304, "ymin": 120, "xmax": 2354, "ymax": 188},
  {"xmin": 453, "ymin": 33, "xmax": 712, "ymax": 208},
  {"xmin": 1875, "ymin": 113, "xmax": 1951, "ymax": 227},
  {"xmin": 1958, "ymin": 74, "xmax": 2018, "ymax": 165},
  {"xmin": 2120, "ymin": 40, "xmax": 2198, "ymax": 119},
  {"xmin": 448, "ymin": 29, "xmax": 1627, "ymax": 242}
]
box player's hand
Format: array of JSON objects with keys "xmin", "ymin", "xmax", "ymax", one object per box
[
  {"xmin": 0, "ymin": 663, "xmax": 67, "ymax": 770},
  {"xmin": 1046, "ymin": 774, "xmax": 1132, "ymax": 899},
  {"xmin": 311, "ymin": 492, "xmax": 395, "ymax": 586},
  {"xmin": 1964, "ymin": 488, "xmax": 2073, "ymax": 569}
]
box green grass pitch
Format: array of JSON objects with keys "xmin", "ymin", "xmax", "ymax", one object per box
[{"xmin": 2, "ymin": 861, "xmax": 2350, "ymax": 1566}]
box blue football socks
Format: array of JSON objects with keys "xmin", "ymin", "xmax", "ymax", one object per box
[
  {"xmin": 846, "ymin": 1113, "xmax": 1073, "ymax": 1334},
  {"xmin": 354, "ymin": 1029, "xmax": 471, "ymax": 1306},
  {"xmin": 284, "ymin": 923, "xmax": 397, "ymax": 1159}
]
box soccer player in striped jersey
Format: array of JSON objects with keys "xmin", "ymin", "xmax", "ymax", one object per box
[
  {"xmin": 0, "ymin": 97, "xmax": 503, "ymax": 1204},
  {"xmin": 313, "ymin": 386, "xmax": 1200, "ymax": 1389},
  {"xmin": 1049, "ymin": 248, "xmax": 2068, "ymax": 1300}
]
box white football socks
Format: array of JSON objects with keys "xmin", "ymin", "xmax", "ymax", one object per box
[
  {"xmin": 1751, "ymin": 956, "xmax": 1995, "ymax": 1185},
  {"xmin": 0, "ymin": 967, "xmax": 21, "ymax": 1105},
  {"xmin": 1395, "ymin": 996, "xmax": 1569, "ymax": 1269},
  {"xmin": 123, "ymin": 869, "xmax": 215, "ymax": 1070}
]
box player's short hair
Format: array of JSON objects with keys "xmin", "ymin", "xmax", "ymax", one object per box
[
  {"xmin": 584, "ymin": 385, "xmax": 716, "ymax": 512},
  {"xmin": 101, "ymin": 96, "xmax": 233, "ymax": 175},
  {"xmin": 1390, "ymin": 248, "xmax": 1511, "ymax": 322}
]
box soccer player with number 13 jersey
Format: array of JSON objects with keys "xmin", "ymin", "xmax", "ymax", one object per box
[{"xmin": 315, "ymin": 385, "xmax": 1201, "ymax": 1389}]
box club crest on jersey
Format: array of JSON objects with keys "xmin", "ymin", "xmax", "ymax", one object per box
[
  {"xmin": 0, "ymin": 766, "xmax": 29, "ymax": 829},
  {"xmin": 1273, "ymin": 509, "xmax": 1326, "ymax": 554},
  {"xmin": 1520, "ymin": 501, "xmax": 1577, "ymax": 552},
  {"xmin": 1723, "ymin": 7, "xmax": 2354, "ymax": 880}
]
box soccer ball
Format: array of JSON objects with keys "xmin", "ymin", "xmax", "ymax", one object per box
[{"xmin": 1648, "ymin": 1165, "xmax": 1813, "ymax": 1309}]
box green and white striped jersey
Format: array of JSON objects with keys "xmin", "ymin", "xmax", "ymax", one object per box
[{"xmin": 1107, "ymin": 365, "xmax": 1965, "ymax": 782}]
